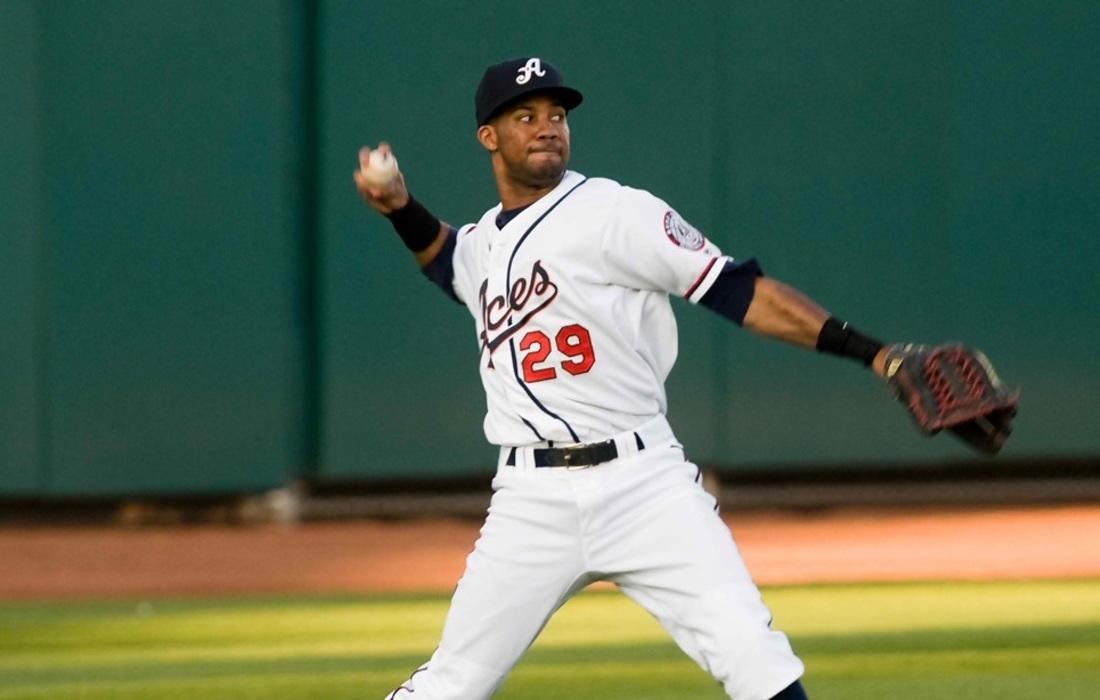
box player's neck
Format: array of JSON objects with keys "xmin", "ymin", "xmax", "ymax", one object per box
[{"xmin": 494, "ymin": 173, "xmax": 564, "ymax": 210}]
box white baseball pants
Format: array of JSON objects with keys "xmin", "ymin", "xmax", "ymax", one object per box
[{"xmin": 384, "ymin": 415, "xmax": 803, "ymax": 700}]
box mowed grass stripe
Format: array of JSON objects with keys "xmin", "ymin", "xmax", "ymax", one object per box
[
  {"xmin": 765, "ymin": 579, "xmax": 1100, "ymax": 635},
  {"xmin": 0, "ymin": 672, "xmax": 378, "ymax": 700},
  {"xmin": 0, "ymin": 580, "xmax": 1098, "ymax": 699}
]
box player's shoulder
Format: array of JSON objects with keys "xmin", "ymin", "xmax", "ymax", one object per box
[
  {"xmin": 571, "ymin": 176, "xmax": 667, "ymax": 216},
  {"xmin": 581, "ymin": 177, "xmax": 666, "ymax": 207},
  {"xmin": 452, "ymin": 218, "xmax": 489, "ymax": 265},
  {"xmin": 459, "ymin": 206, "xmax": 500, "ymax": 248},
  {"xmin": 456, "ymin": 222, "xmax": 480, "ymax": 239},
  {"xmin": 589, "ymin": 185, "xmax": 672, "ymax": 236},
  {"xmin": 472, "ymin": 203, "xmax": 503, "ymax": 230},
  {"xmin": 580, "ymin": 176, "xmax": 717, "ymax": 253},
  {"xmin": 576, "ymin": 175, "xmax": 622, "ymax": 194}
]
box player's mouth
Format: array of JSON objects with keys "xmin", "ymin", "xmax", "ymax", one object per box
[{"xmin": 529, "ymin": 147, "xmax": 562, "ymax": 158}]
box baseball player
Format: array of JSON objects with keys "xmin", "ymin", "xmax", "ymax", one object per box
[{"xmin": 354, "ymin": 57, "xmax": 1015, "ymax": 700}]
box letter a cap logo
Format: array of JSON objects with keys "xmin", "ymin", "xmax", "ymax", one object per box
[
  {"xmin": 515, "ymin": 58, "xmax": 547, "ymax": 85},
  {"xmin": 474, "ymin": 57, "xmax": 584, "ymax": 126}
]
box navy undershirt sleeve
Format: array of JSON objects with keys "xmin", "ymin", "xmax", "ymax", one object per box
[
  {"xmin": 698, "ymin": 257, "xmax": 764, "ymax": 325},
  {"xmin": 421, "ymin": 225, "xmax": 462, "ymax": 304}
]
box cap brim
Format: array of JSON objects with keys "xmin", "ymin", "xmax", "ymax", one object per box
[{"xmin": 480, "ymin": 86, "xmax": 584, "ymax": 125}]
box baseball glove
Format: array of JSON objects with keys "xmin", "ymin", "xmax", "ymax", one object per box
[{"xmin": 883, "ymin": 344, "xmax": 1019, "ymax": 454}]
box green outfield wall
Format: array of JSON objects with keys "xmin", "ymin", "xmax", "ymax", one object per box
[
  {"xmin": 1, "ymin": 0, "xmax": 311, "ymax": 495},
  {"xmin": 2, "ymin": 1, "xmax": 1098, "ymax": 495}
]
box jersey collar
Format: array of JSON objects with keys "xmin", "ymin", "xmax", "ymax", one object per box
[{"xmin": 493, "ymin": 170, "xmax": 585, "ymax": 233}]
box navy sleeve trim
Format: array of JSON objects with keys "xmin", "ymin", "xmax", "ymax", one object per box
[
  {"xmin": 421, "ymin": 225, "xmax": 462, "ymax": 304},
  {"xmin": 698, "ymin": 258, "xmax": 763, "ymax": 325}
]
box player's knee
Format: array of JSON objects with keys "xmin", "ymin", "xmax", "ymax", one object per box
[{"xmin": 681, "ymin": 588, "xmax": 803, "ymax": 698}]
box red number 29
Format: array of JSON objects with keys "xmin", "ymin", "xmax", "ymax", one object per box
[{"xmin": 519, "ymin": 324, "xmax": 596, "ymax": 383}]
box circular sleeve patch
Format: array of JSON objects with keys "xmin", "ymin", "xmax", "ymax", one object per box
[{"xmin": 663, "ymin": 210, "xmax": 706, "ymax": 250}]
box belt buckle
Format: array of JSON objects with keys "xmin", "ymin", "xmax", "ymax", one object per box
[{"xmin": 563, "ymin": 449, "xmax": 590, "ymax": 471}]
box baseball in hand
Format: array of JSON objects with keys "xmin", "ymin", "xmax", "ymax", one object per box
[{"xmin": 361, "ymin": 149, "xmax": 400, "ymax": 186}]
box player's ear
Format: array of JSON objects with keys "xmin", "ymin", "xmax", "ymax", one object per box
[{"xmin": 476, "ymin": 124, "xmax": 498, "ymax": 153}]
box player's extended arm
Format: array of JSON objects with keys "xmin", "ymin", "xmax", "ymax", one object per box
[
  {"xmin": 735, "ymin": 274, "xmax": 1017, "ymax": 454},
  {"xmin": 742, "ymin": 277, "xmax": 888, "ymax": 376},
  {"xmin": 353, "ymin": 144, "xmax": 449, "ymax": 269}
]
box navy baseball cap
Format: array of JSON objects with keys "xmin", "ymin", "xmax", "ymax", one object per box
[{"xmin": 475, "ymin": 57, "xmax": 583, "ymax": 126}]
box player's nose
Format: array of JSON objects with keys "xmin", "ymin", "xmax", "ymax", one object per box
[
  {"xmin": 534, "ymin": 122, "xmax": 561, "ymax": 141},
  {"xmin": 534, "ymin": 114, "xmax": 562, "ymax": 133}
]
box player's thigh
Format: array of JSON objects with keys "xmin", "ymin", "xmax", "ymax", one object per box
[
  {"xmin": 431, "ymin": 474, "xmax": 589, "ymax": 676},
  {"xmin": 609, "ymin": 459, "xmax": 802, "ymax": 698},
  {"xmin": 608, "ymin": 461, "xmax": 761, "ymax": 612},
  {"xmin": 599, "ymin": 450, "xmax": 752, "ymax": 593}
]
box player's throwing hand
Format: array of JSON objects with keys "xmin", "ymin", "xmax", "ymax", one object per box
[{"xmin": 353, "ymin": 142, "xmax": 409, "ymax": 214}]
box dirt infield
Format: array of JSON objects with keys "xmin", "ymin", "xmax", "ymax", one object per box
[{"xmin": 1, "ymin": 504, "xmax": 1098, "ymax": 600}]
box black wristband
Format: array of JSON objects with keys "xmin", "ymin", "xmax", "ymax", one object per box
[
  {"xmin": 816, "ymin": 317, "xmax": 884, "ymax": 367},
  {"xmin": 384, "ymin": 195, "xmax": 441, "ymax": 253}
]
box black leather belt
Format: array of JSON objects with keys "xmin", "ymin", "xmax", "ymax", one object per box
[{"xmin": 506, "ymin": 432, "xmax": 645, "ymax": 468}]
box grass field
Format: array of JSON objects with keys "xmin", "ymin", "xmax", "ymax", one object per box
[{"xmin": 2, "ymin": 580, "xmax": 1098, "ymax": 699}]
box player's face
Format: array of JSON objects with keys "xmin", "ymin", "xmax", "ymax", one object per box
[{"xmin": 490, "ymin": 96, "xmax": 570, "ymax": 188}]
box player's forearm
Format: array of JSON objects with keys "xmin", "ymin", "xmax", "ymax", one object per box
[
  {"xmin": 381, "ymin": 195, "xmax": 449, "ymax": 267},
  {"xmin": 744, "ymin": 277, "xmax": 889, "ymax": 375},
  {"xmin": 742, "ymin": 277, "xmax": 830, "ymax": 348},
  {"xmin": 413, "ymin": 223, "xmax": 452, "ymax": 268}
]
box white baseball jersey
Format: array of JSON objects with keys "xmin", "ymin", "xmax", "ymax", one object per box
[
  {"xmin": 447, "ymin": 170, "xmax": 733, "ymax": 447},
  {"xmin": 387, "ymin": 169, "xmax": 804, "ymax": 700}
]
